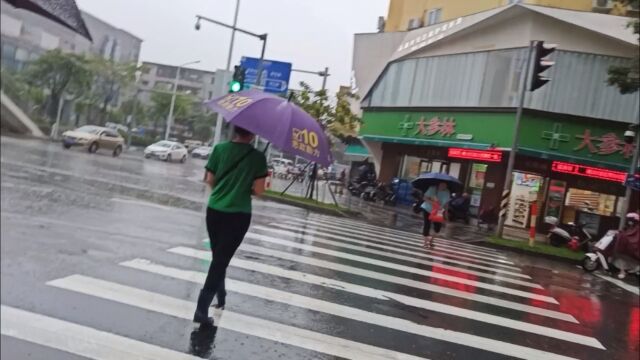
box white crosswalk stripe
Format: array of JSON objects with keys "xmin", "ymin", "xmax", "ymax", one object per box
[
  {"xmin": 135, "ymin": 255, "xmax": 601, "ymax": 349},
  {"xmin": 305, "ymin": 217, "xmax": 503, "ymax": 254},
  {"xmin": 1, "ymin": 305, "xmax": 201, "ymax": 360},
  {"xmin": 47, "ymin": 275, "xmax": 427, "ymax": 360},
  {"xmin": 269, "ymin": 223, "xmax": 527, "ymax": 277},
  {"xmin": 294, "ymin": 217, "xmax": 509, "ymax": 260},
  {"xmin": 4, "ymin": 215, "xmax": 609, "ymax": 360},
  {"xmin": 238, "ymin": 232, "xmax": 555, "ymax": 301},
  {"xmin": 283, "ymin": 220, "xmax": 520, "ymax": 268}
]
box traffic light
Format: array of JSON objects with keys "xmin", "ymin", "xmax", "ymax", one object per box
[
  {"xmin": 229, "ymin": 65, "xmax": 246, "ymax": 93},
  {"xmin": 529, "ymin": 41, "xmax": 556, "ymax": 92}
]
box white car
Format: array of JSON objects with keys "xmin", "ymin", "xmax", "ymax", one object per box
[
  {"xmin": 191, "ymin": 146, "xmax": 212, "ymax": 159},
  {"xmin": 144, "ymin": 141, "xmax": 188, "ymax": 163}
]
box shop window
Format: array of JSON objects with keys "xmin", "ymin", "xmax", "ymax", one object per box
[
  {"xmin": 468, "ymin": 164, "xmax": 488, "ymax": 216},
  {"xmin": 564, "ymin": 189, "xmax": 616, "ymax": 217}
]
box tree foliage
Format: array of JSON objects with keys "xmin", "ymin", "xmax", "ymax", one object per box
[
  {"xmin": 607, "ymin": 1, "xmax": 639, "ymax": 94},
  {"xmin": 289, "ymin": 81, "xmax": 361, "ymax": 143},
  {"xmin": 89, "ymin": 57, "xmax": 138, "ymax": 125},
  {"xmin": 23, "ymin": 49, "xmax": 92, "ymax": 121}
]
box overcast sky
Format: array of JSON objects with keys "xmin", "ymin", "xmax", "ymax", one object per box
[{"xmin": 75, "ymin": 0, "xmax": 389, "ymax": 93}]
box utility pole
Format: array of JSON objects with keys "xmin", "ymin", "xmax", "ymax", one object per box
[
  {"xmin": 165, "ymin": 60, "xmax": 200, "ymax": 141},
  {"xmin": 497, "ymin": 40, "xmax": 556, "ymax": 239},
  {"xmin": 195, "ymin": 14, "xmax": 267, "ymax": 146},
  {"xmin": 619, "ymin": 123, "xmax": 639, "ymax": 229},
  {"xmin": 496, "ymin": 41, "xmax": 535, "ymax": 239}
]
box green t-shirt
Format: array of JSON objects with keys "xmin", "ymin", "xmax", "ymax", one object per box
[{"xmin": 205, "ymin": 142, "xmax": 268, "ymax": 213}]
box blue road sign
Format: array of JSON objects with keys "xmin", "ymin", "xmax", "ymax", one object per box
[{"xmin": 240, "ymin": 56, "xmax": 292, "ymax": 94}]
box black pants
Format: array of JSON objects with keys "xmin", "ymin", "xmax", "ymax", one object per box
[
  {"xmin": 202, "ymin": 208, "xmax": 252, "ymax": 300},
  {"xmin": 422, "ymin": 210, "xmax": 442, "ymax": 236}
]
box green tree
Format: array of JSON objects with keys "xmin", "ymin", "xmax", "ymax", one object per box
[
  {"xmin": 89, "ymin": 57, "xmax": 138, "ymax": 125},
  {"xmin": 607, "ymin": 0, "xmax": 639, "ymax": 94},
  {"xmin": 23, "ymin": 49, "xmax": 92, "ymax": 121},
  {"xmin": 290, "ymin": 82, "xmax": 361, "ymax": 143},
  {"xmin": 149, "ymin": 91, "xmax": 194, "ymax": 137}
]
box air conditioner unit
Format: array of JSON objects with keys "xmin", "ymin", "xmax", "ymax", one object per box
[
  {"xmin": 592, "ymin": 0, "xmax": 614, "ymax": 11},
  {"xmin": 377, "ymin": 16, "xmax": 386, "ymax": 33},
  {"xmin": 407, "ymin": 18, "xmax": 422, "ymax": 30}
]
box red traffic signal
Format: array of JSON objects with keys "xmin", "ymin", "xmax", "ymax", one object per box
[{"xmin": 529, "ymin": 41, "xmax": 556, "ymax": 92}]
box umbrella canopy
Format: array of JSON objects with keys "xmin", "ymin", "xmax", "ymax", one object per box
[
  {"xmin": 6, "ymin": 0, "xmax": 92, "ymax": 40},
  {"xmin": 205, "ymin": 90, "xmax": 332, "ymax": 167},
  {"xmin": 412, "ymin": 172, "xmax": 463, "ymax": 193}
]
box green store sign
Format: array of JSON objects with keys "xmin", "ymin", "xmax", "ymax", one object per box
[
  {"xmin": 518, "ymin": 114, "xmax": 633, "ymax": 169},
  {"xmin": 360, "ymin": 111, "xmax": 633, "ymax": 170},
  {"xmin": 360, "ymin": 111, "xmax": 515, "ymax": 150}
]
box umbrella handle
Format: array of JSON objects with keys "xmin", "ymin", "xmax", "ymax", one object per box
[
  {"xmin": 287, "ymin": 93, "xmax": 294, "ymax": 102},
  {"xmin": 263, "ymin": 142, "xmax": 271, "ymax": 154}
]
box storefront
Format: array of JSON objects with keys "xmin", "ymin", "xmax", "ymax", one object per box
[{"xmin": 360, "ymin": 109, "xmax": 637, "ymax": 235}]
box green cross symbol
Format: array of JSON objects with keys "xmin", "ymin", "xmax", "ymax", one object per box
[
  {"xmin": 399, "ymin": 116, "xmax": 414, "ymax": 136},
  {"xmin": 541, "ymin": 123, "xmax": 570, "ymax": 150}
]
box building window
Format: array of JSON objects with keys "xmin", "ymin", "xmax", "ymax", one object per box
[
  {"xmin": 141, "ymin": 80, "xmax": 149, "ymax": 87},
  {"xmin": 426, "ymin": 8, "xmax": 442, "ymax": 26},
  {"xmin": 208, "ymin": 91, "xmax": 213, "ymax": 99},
  {"xmin": 210, "ymin": 77, "xmax": 215, "ymax": 84}
]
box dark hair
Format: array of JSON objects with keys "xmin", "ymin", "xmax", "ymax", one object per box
[{"xmin": 233, "ymin": 126, "xmax": 253, "ymax": 138}]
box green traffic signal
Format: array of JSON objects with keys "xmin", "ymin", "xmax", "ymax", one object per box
[{"xmin": 229, "ymin": 80, "xmax": 242, "ymax": 93}]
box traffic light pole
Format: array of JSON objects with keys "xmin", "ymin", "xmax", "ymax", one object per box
[
  {"xmin": 619, "ymin": 124, "xmax": 639, "ymax": 229},
  {"xmin": 496, "ymin": 40, "xmax": 535, "ymax": 239}
]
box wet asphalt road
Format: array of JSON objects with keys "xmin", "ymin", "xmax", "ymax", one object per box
[{"xmin": 1, "ymin": 136, "xmax": 639, "ymax": 360}]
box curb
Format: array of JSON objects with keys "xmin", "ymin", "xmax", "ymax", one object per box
[
  {"xmin": 476, "ymin": 240, "xmax": 583, "ymax": 265},
  {"xmin": 262, "ymin": 193, "xmax": 362, "ymax": 218}
]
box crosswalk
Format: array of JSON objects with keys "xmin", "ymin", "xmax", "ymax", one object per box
[{"xmin": 2, "ymin": 214, "xmax": 609, "ymax": 359}]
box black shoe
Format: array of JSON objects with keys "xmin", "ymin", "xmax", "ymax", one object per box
[{"xmin": 193, "ymin": 289, "xmax": 215, "ymax": 326}]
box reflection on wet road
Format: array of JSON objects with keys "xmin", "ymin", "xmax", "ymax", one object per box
[{"xmin": 1, "ymin": 137, "xmax": 639, "ymax": 360}]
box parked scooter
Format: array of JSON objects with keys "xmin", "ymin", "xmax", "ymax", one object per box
[
  {"xmin": 544, "ymin": 216, "xmax": 592, "ymax": 251},
  {"xmin": 374, "ymin": 182, "xmax": 397, "ymax": 206},
  {"xmin": 582, "ymin": 213, "xmax": 640, "ymax": 275},
  {"xmin": 582, "ymin": 230, "xmax": 618, "ymax": 272}
]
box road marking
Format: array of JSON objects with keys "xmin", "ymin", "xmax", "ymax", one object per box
[
  {"xmin": 110, "ymin": 198, "xmax": 203, "ymax": 215},
  {"xmin": 271, "ymin": 223, "xmax": 526, "ymax": 277},
  {"xmin": 0, "ymin": 305, "xmax": 200, "ymax": 360},
  {"xmin": 122, "ymin": 258, "xmax": 601, "ymax": 351},
  {"xmin": 249, "ymin": 228, "xmax": 544, "ymax": 291},
  {"xmin": 295, "ymin": 217, "xmax": 506, "ymax": 258},
  {"xmin": 595, "ymin": 274, "xmax": 640, "ymax": 295},
  {"xmin": 47, "ymin": 275, "xmax": 427, "ymax": 360},
  {"xmin": 235, "ymin": 243, "xmax": 576, "ymax": 322},
  {"xmin": 283, "ymin": 219, "xmax": 517, "ymax": 266},
  {"xmin": 309, "ymin": 216, "xmax": 504, "ymax": 254},
  {"xmin": 240, "ymin": 233, "xmax": 555, "ymax": 302}
]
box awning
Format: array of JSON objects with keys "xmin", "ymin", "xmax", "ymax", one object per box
[
  {"xmin": 361, "ymin": 135, "xmax": 494, "ymax": 150},
  {"xmin": 345, "ymin": 143, "xmax": 370, "ymax": 157}
]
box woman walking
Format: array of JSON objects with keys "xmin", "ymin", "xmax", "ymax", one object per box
[
  {"xmin": 193, "ymin": 126, "xmax": 268, "ymax": 326},
  {"xmin": 421, "ymin": 182, "xmax": 451, "ymax": 247}
]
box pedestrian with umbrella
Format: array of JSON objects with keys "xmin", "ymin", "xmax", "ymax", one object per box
[
  {"xmin": 192, "ymin": 90, "xmax": 332, "ymax": 326},
  {"xmin": 412, "ymin": 173, "xmax": 462, "ymax": 247}
]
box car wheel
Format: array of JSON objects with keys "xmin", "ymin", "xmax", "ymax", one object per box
[
  {"xmin": 144, "ymin": 154, "xmax": 151, "ymax": 159},
  {"xmin": 113, "ymin": 146, "xmax": 122, "ymax": 157},
  {"xmin": 88, "ymin": 142, "xmax": 99, "ymax": 153},
  {"xmin": 63, "ymin": 144, "xmax": 71, "ymax": 149},
  {"xmin": 165, "ymin": 154, "xmax": 172, "ymax": 162},
  {"xmin": 180, "ymin": 155, "xmax": 187, "ymax": 163}
]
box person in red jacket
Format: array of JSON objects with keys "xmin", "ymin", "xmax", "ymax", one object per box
[{"xmin": 612, "ymin": 212, "xmax": 640, "ymax": 279}]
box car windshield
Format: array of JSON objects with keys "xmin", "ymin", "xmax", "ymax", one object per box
[
  {"xmin": 154, "ymin": 141, "xmax": 173, "ymax": 148},
  {"xmin": 75, "ymin": 126, "xmax": 102, "ymax": 135}
]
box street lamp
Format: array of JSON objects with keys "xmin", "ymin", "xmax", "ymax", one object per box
[
  {"xmin": 194, "ymin": 13, "xmax": 268, "ymax": 146},
  {"xmin": 165, "ymin": 60, "xmax": 200, "ymax": 141},
  {"xmin": 292, "ymin": 67, "xmax": 330, "ymax": 91}
]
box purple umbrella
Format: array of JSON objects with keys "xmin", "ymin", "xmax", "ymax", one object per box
[{"xmin": 205, "ymin": 89, "xmax": 332, "ymax": 167}]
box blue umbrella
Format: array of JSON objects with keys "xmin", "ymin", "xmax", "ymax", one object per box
[{"xmin": 412, "ymin": 172, "xmax": 463, "ymax": 193}]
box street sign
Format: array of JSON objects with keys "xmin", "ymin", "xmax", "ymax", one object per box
[{"xmin": 240, "ymin": 56, "xmax": 292, "ymax": 94}]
